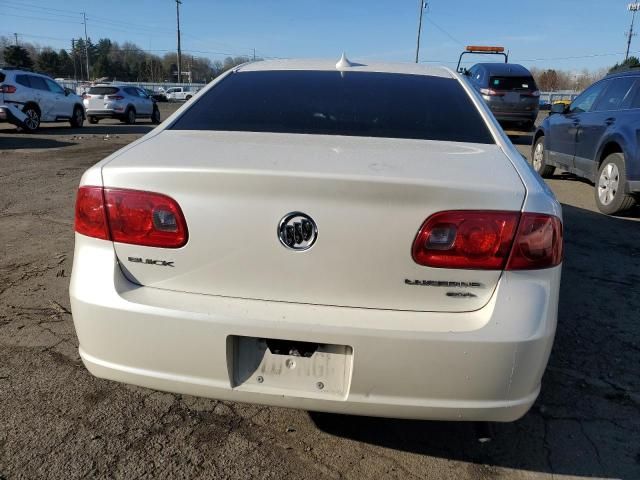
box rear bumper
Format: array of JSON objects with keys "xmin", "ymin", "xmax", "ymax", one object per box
[
  {"xmin": 493, "ymin": 111, "xmax": 538, "ymax": 123},
  {"xmin": 70, "ymin": 235, "xmax": 560, "ymax": 422},
  {"xmin": 85, "ymin": 109, "xmax": 125, "ymax": 119}
]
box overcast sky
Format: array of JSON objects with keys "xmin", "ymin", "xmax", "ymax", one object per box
[{"xmin": 1, "ymin": 0, "xmax": 636, "ymax": 71}]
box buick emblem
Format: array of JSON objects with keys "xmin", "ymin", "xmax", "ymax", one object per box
[{"xmin": 278, "ymin": 212, "xmax": 318, "ymax": 251}]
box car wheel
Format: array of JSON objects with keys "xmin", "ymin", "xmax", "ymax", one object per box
[
  {"xmin": 21, "ymin": 105, "xmax": 41, "ymax": 133},
  {"xmin": 88, "ymin": 116, "xmax": 99, "ymax": 124},
  {"xmin": 186, "ymin": 95, "xmax": 192, "ymax": 100},
  {"xmin": 594, "ymin": 152, "xmax": 636, "ymax": 215},
  {"xmin": 69, "ymin": 106, "xmax": 84, "ymax": 128},
  {"xmin": 531, "ymin": 136, "xmax": 555, "ymax": 178},
  {"xmin": 151, "ymin": 106, "xmax": 161, "ymax": 124},
  {"xmin": 125, "ymin": 108, "xmax": 136, "ymax": 125}
]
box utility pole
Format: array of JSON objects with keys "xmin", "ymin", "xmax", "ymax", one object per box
[
  {"xmin": 13, "ymin": 33, "xmax": 18, "ymax": 46},
  {"xmin": 253, "ymin": 48, "xmax": 256, "ymax": 61},
  {"xmin": 82, "ymin": 12, "xmax": 90, "ymax": 80},
  {"xmin": 72, "ymin": 39, "xmax": 77, "ymax": 81},
  {"xmin": 626, "ymin": 3, "xmax": 640, "ymax": 60},
  {"xmin": 176, "ymin": 0, "xmax": 182, "ymax": 83},
  {"xmin": 415, "ymin": 0, "xmax": 428, "ymax": 63}
]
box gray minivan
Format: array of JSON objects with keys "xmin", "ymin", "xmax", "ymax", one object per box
[{"xmin": 465, "ymin": 63, "xmax": 540, "ymax": 130}]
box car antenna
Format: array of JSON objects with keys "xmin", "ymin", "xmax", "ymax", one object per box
[{"xmin": 336, "ymin": 52, "xmax": 354, "ymax": 69}]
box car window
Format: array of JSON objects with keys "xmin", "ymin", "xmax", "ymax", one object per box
[
  {"xmin": 166, "ymin": 88, "xmax": 176, "ymax": 93},
  {"xmin": 0, "ymin": 72, "xmax": 5, "ymax": 83},
  {"xmin": 45, "ymin": 78, "xmax": 65, "ymax": 94},
  {"xmin": 489, "ymin": 76, "xmax": 536, "ymax": 91},
  {"xmin": 123, "ymin": 87, "xmax": 138, "ymax": 96},
  {"xmin": 171, "ymin": 70, "xmax": 495, "ymax": 144},
  {"xmin": 137, "ymin": 88, "xmax": 149, "ymax": 97},
  {"xmin": 570, "ymin": 81, "xmax": 607, "ymax": 113},
  {"xmin": 15, "ymin": 74, "xmax": 30, "ymax": 88},
  {"xmin": 88, "ymin": 86, "xmax": 120, "ymax": 95},
  {"xmin": 594, "ymin": 77, "xmax": 638, "ymax": 111},
  {"xmin": 28, "ymin": 75, "xmax": 49, "ymax": 92}
]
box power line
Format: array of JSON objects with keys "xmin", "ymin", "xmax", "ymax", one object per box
[
  {"xmin": 1, "ymin": 12, "xmax": 81, "ymax": 25},
  {"xmin": 425, "ymin": 17, "xmax": 464, "ymax": 46}
]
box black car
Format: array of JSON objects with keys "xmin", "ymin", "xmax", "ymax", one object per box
[
  {"xmin": 532, "ymin": 70, "xmax": 640, "ymax": 215},
  {"xmin": 465, "ymin": 63, "xmax": 540, "ymax": 131},
  {"xmin": 144, "ymin": 88, "xmax": 167, "ymax": 102}
]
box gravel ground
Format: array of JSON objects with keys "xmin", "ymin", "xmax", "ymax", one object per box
[{"xmin": 0, "ymin": 106, "xmax": 638, "ymax": 479}]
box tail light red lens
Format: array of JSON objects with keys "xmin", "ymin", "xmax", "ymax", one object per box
[
  {"xmin": 506, "ymin": 213, "xmax": 563, "ymax": 270},
  {"xmin": 412, "ymin": 211, "xmax": 562, "ymax": 270},
  {"xmin": 413, "ymin": 211, "xmax": 519, "ymax": 270},
  {"xmin": 75, "ymin": 186, "xmax": 109, "ymax": 240},
  {"xmin": 0, "ymin": 84, "xmax": 17, "ymax": 94},
  {"xmin": 74, "ymin": 186, "xmax": 188, "ymax": 248},
  {"xmin": 479, "ymin": 88, "xmax": 505, "ymax": 97},
  {"xmin": 106, "ymin": 95, "xmax": 124, "ymax": 100}
]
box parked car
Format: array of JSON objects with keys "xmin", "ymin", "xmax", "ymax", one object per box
[
  {"xmin": 83, "ymin": 84, "xmax": 161, "ymax": 124},
  {"xmin": 532, "ymin": 70, "xmax": 640, "ymax": 214},
  {"xmin": 465, "ymin": 63, "xmax": 540, "ymax": 131},
  {"xmin": 144, "ymin": 88, "xmax": 168, "ymax": 102},
  {"xmin": 71, "ymin": 58, "xmax": 563, "ymax": 422},
  {"xmin": 0, "ymin": 67, "xmax": 85, "ymax": 132},
  {"xmin": 164, "ymin": 86, "xmax": 199, "ymax": 101}
]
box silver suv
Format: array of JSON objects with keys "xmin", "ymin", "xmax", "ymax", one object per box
[
  {"xmin": 0, "ymin": 68, "xmax": 85, "ymax": 132},
  {"xmin": 83, "ymin": 85, "xmax": 161, "ymax": 124}
]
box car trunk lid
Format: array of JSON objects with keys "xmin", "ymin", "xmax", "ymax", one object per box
[{"xmin": 102, "ymin": 130, "xmax": 525, "ymax": 312}]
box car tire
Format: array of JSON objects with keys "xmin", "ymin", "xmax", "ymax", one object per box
[
  {"xmin": 125, "ymin": 107, "xmax": 136, "ymax": 125},
  {"xmin": 594, "ymin": 152, "xmax": 636, "ymax": 215},
  {"xmin": 69, "ymin": 106, "xmax": 84, "ymax": 128},
  {"xmin": 531, "ymin": 136, "xmax": 555, "ymax": 178},
  {"xmin": 186, "ymin": 95, "xmax": 192, "ymax": 100},
  {"xmin": 88, "ymin": 116, "xmax": 99, "ymax": 124},
  {"xmin": 151, "ymin": 106, "xmax": 161, "ymax": 124},
  {"xmin": 21, "ymin": 105, "xmax": 41, "ymax": 133}
]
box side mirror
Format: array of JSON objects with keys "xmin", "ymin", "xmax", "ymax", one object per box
[{"xmin": 550, "ymin": 103, "xmax": 568, "ymax": 115}]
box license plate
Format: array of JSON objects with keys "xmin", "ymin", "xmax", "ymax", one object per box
[{"xmin": 231, "ymin": 336, "xmax": 353, "ymax": 398}]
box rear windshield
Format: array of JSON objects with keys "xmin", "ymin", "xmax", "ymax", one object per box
[
  {"xmin": 170, "ymin": 70, "xmax": 494, "ymax": 144},
  {"xmin": 489, "ymin": 76, "xmax": 536, "ymax": 91},
  {"xmin": 88, "ymin": 86, "xmax": 120, "ymax": 95}
]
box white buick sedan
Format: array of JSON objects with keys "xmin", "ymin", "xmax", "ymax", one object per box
[{"xmin": 70, "ymin": 58, "xmax": 562, "ymax": 422}]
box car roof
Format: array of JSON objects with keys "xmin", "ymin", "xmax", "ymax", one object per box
[
  {"xmin": 0, "ymin": 68, "xmax": 50, "ymax": 78},
  {"xmin": 605, "ymin": 68, "xmax": 640, "ymax": 78},
  {"xmin": 471, "ymin": 63, "xmax": 532, "ymax": 76},
  {"xmin": 236, "ymin": 59, "xmax": 454, "ymax": 78}
]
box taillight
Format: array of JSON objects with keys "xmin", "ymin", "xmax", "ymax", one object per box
[
  {"xmin": 74, "ymin": 186, "xmax": 188, "ymax": 248},
  {"xmin": 412, "ymin": 211, "xmax": 562, "ymax": 270},
  {"xmin": 106, "ymin": 95, "xmax": 124, "ymax": 100},
  {"xmin": 75, "ymin": 186, "xmax": 109, "ymax": 240},
  {"xmin": 0, "ymin": 84, "xmax": 17, "ymax": 94},
  {"xmin": 479, "ymin": 88, "xmax": 504, "ymax": 97},
  {"xmin": 506, "ymin": 213, "xmax": 563, "ymax": 270},
  {"xmin": 521, "ymin": 90, "xmax": 541, "ymax": 98}
]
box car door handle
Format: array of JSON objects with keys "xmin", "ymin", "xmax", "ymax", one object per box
[{"xmin": 605, "ymin": 117, "xmax": 615, "ymax": 126}]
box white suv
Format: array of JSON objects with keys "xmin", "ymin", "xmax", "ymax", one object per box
[
  {"xmin": 83, "ymin": 84, "xmax": 160, "ymax": 125},
  {"xmin": 0, "ymin": 68, "xmax": 85, "ymax": 132}
]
